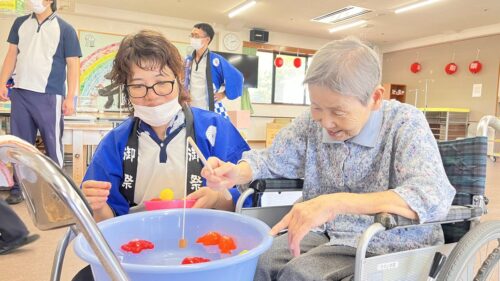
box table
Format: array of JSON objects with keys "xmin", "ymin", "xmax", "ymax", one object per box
[
  {"xmin": 64, "ymin": 113, "xmax": 129, "ymax": 184},
  {"xmin": 62, "ymin": 122, "xmax": 115, "ymax": 184}
]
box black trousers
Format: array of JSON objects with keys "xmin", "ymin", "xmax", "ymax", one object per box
[{"xmin": 0, "ymin": 199, "xmax": 28, "ymax": 244}]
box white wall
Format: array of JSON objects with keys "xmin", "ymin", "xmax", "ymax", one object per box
[{"xmin": 0, "ymin": 17, "xmax": 15, "ymax": 59}]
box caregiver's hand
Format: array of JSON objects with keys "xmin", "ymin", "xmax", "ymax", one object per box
[
  {"xmin": 82, "ymin": 180, "xmax": 114, "ymax": 221},
  {"xmin": 187, "ymin": 187, "xmax": 235, "ymax": 211},
  {"xmin": 187, "ymin": 187, "xmax": 220, "ymax": 209},
  {"xmin": 270, "ymin": 194, "xmax": 338, "ymax": 257}
]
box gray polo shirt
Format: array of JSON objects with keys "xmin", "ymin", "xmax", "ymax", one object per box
[{"xmin": 7, "ymin": 12, "xmax": 82, "ymax": 95}]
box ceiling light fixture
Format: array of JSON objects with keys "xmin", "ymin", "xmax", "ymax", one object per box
[
  {"xmin": 228, "ymin": 0, "xmax": 257, "ymax": 18},
  {"xmin": 312, "ymin": 6, "xmax": 371, "ymax": 24},
  {"xmin": 329, "ymin": 20, "xmax": 367, "ymax": 33},
  {"xmin": 394, "ymin": 0, "xmax": 441, "ymax": 14}
]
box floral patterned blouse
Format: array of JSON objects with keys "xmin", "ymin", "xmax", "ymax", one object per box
[{"xmin": 243, "ymin": 100, "xmax": 456, "ymax": 254}]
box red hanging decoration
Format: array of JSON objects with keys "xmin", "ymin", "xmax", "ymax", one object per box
[
  {"xmin": 445, "ymin": 63, "xmax": 458, "ymax": 75},
  {"xmin": 468, "ymin": 60, "xmax": 482, "ymax": 74},
  {"xmin": 274, "ymin": 56, "xmax": 283, "ymax": 68},
  {"xmin": 410, "ymin": 62, "xmax": 421, "ymax": 73},
  {"xmin": 293, "ymin": 57, "xmax": 302, "ymax": 68}
]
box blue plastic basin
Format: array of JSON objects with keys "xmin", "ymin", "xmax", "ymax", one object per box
[{"xmin": 73, "ymin": 209, "xmax": 272, "ymax": 281}]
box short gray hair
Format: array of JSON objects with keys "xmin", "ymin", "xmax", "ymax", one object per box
[{"xmin": 304, "ymin": 37, "xmax": 381, "ymax": 105}]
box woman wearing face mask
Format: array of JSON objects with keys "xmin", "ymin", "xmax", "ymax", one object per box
[
  {"xmin": 183, "ymin": 23, "xmax": 244, "ymax": 118},
  {"xmin": 81, "ymin": 30, "xmax": 250, "ymax": 222}
]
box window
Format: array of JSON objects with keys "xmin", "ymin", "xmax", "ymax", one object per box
[
  {"xmin": 274, "ymin": 54, "xmax": 307, "ymax": 105},
  {"xmin": 248, "ymin": 50, "xmax": 312, "ymax": 105},
  {"xmin": 248, "ymin": 52, "xmax": 273, "ymax": 103},
  {"xmin": 305, "ymin": 57, "xmax": 312, "ymax": 105}
]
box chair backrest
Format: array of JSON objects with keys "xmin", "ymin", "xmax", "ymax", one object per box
[
  {"xmin": 12, "ymin": 151, "xmax": 83, "ymax": 230},
  {"xmin": 437, "ymin": 136, "xmax": 488, "ymax": 243},
  {"xmin": 0, "ymin": 136, "xmax": 129, "ymax": 280},
  {"xmin": 437, "ymin": 136, "xmax": 488, "ymax": 205},
  {"xmin": 17, "ymin": 156, "xmax": 77, "ymax": 230}
]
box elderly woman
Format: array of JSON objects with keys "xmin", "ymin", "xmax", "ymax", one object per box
[
  {"xmin": 202, "ymin": 37, "xmax": 455, "ymax": 281},
  {"xmin": 81, "ymin": 30, "xmax": 250, "ymax": 222}
]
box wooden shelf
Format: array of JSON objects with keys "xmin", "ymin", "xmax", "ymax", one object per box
[
  {"xmin": 383, "ymin": 83, "xmax": 406, "ymax": 103},
  {"xmin": 421, "ymin": 109, "xmax": 469, "ymax": 141}
]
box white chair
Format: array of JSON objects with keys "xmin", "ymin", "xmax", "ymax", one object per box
[{"xmin": 0, "ymin": 136, "xmax": 130, "ymax": 281}]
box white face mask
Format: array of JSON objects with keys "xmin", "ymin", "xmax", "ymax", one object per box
[
  {"xmin": 133, "ymin": 99, "xmax": 182, "ymax": 127},
  {"xmin": 30, "ymin": 0, "xmax": 48, "ymax": 14},
  {"xmin": 190, "ymin": 38, "xmax": 203, "ymax": 51}
]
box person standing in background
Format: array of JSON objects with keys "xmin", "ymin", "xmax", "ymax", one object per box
[
  {"xmin": 0, "ymin": 199, "xmax": 39, "ymax": 254},
  {"xmin": 0, "ymin": 0, "xmax": 82, "ymax": 204},
  {"xmin": 184, "ymin": 23, "xmax": 244, "ymax": 118}
]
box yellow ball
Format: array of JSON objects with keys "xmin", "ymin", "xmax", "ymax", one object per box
[{"xmin": 159, "ymin": 188, "xmax": 174, "ymax": 201}]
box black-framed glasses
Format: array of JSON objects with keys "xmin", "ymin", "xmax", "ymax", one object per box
[{"xmin": 125, "ymin": 80, "xmax": 176, "ymax": 98}]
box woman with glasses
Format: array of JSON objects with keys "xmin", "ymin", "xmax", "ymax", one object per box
[{"xmin": 80, "ymin": 30, "xmax": 250, "ymax": 222}]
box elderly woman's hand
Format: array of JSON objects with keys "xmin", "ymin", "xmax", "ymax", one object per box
[
  {"xmin": 201, "ymin": 157, "xmax": 241, "ymax": 191},
  {"xmin": 270, "ymin": 194, "xmax": 338, "ymax": 257}
]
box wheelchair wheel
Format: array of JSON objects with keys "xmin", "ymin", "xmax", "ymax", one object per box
[{"xmin": 438, "ymin": 220, "xmax": 500, "ymax": 281}]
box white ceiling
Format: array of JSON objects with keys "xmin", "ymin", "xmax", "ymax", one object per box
[{"xmin": 74, "ymin": 0, "xmax": 500, "ymax": 46}]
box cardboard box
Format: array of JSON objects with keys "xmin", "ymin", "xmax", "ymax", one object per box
[
  {"xmin": 266, "ymin": 121, "xmax": 291, "ymax": 148},
  {"xmin": 227, "ymin": 110, "xmax": 251, "ymax": 129},
  {"xmin": 273, "ymin": 117, "xmax": 293, "ymax": 124}
]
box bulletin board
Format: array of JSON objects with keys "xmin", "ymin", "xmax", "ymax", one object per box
[
  {"xmin": 79, "ymin": 30, "xmax": 124, "ymax": 111},
  {"xmin": 78, "ymin": 30, "xmax": 191, "ymax": 112}
]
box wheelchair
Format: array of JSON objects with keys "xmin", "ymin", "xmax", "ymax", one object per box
[{"xmin": 236, "ymin": 136, "xmax": 500, "ymax": 281}]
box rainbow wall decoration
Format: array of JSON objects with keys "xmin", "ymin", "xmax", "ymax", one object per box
[
  {"xmin": 80, "ymin": 43, "xmax": 118, "ymax": 97},
  {"xmin": 78, "ymin": 31, "xmax": 124, "ymax": 110},
  {"xmin": 78, "ymin": 30, "xmax": 189, "ymax": 111}
]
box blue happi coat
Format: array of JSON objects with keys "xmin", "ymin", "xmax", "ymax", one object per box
[
  {"xmin": 83, "ymin": 107, "xmax": 251, "ymax": 216},
  {"xmin": 184, "ymin": 50, "xmax": 244, "ymax": 117}
]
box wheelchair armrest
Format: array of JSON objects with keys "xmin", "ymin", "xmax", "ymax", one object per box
[
  {"xmin": 374, "ymin": 213, "xmax": 418, "ymax": 229},
  {"xmin": 375, "ymin": 205, "xmax": 484, "ymax": 229},
  {"xmin": 237, "ymin": 179, "xmax": 303, "ymax": 210},
  {"xmin": 249, "ymin": 178, "xmax": 303, "ymax": 193}
]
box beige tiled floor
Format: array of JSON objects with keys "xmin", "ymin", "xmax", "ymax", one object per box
[{"xmin": 1, "ymin": 161, "xmax": 500, "ymax": 281}]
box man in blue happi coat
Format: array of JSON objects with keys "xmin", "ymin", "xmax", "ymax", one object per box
[{"xmin": 184, "ymin": 23, "xmax": 244, "ymax": 118}]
